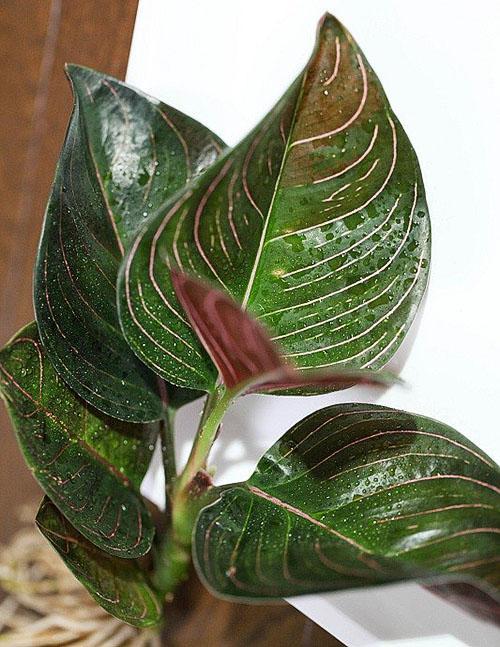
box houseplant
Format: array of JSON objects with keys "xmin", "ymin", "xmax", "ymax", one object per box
[{"xmin": 0, "ymin": 12, "xmax": 498, "ymax": 639}]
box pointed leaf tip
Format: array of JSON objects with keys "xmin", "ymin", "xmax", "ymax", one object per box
[
  {"xmin": 64, "ymin": 63, "xmax": 102, "ymax": 91},
  {"xmin": 317, "ymin": 12, "xmax": 344, "ymax": 33},
  {"xmin": 64, "ymin": 62, "xmax": 85, "ymax": 77}
]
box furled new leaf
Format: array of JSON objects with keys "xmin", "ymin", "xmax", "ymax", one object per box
[
  {"xmin": 36, "ymin": 498, "xmax": 162, "ymax": 627},
  {"xmin": 0, "ymin": 323, "xmax": 156, "ymax": 558},
  {"xmin": 34, "ymin": 64, "xmax": 224, "ymax": 422},
  {"xmin": 118, "ymin": 13, "xmax": 430, "ymax": 394},
  {"xmin": 194, "ymin": 404, "xmax": 500, "ymax": 606},
  {"xmin": 171, "ymin": 268, "xmax": 399, "ymax": 394}
]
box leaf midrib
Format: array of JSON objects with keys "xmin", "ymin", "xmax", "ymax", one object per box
[
  {"xmin": 240, "ymin": 73, "xmax": 307, "ymax": 309},
  {"xmin": 247, "ymin": 484, "xmax": 367, "ymax": 552},
  {"xmin": 75, "ymin": 86, "xmax": 125, "ymax": 258}
]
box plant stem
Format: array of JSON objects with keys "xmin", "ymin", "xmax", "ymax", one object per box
[
  {"xmin": 175, "ymin": 386, "xmax": 232, "ymax": 498},
  {"xmin": 152, "ymin": 531, "xmax": 191, "ymax": 598},
  {"xmin": 171, "ymin": 386, "xmax": 233, "ymax": 546},
  {"xmin": 153, "ymin": 386, "xmax": 234, "ymax": 598},
  {"xmin": 152, "ymin": 408, "xmax": 182, "ymax": 597}
]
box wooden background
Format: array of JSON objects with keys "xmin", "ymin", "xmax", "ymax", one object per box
[{"xmin": 0, "ymin": 2, "xmax": 342, "ymax": 644}]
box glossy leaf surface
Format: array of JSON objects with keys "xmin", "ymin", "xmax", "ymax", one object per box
[
  {"xmin": 35, "ymin": 64, "xmax": 224, "ymax": 421},
  {"xmin": 0, "ymin": 323, "xmax": 156, "ymax": 558},
  {"xmin": 119, "ymin": 13, "xmax": 430, "ymax": 393},
  {"xmin": 37, "ymin": 498, "xmax": 162, "ymax": 627},
  {"xmin": 194, "ymin": 404, "xmax": 500, "ymax": 603},
  {"xmin": 172, "ymin": 269, "xmax": 398, "ymax": 394}
]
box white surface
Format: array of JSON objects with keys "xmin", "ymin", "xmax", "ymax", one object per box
[{"xmin": 130, "ymin": 1, "xmax": 500, "ymax": 645}]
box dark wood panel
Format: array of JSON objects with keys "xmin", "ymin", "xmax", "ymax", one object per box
[
  {"xmin": 0, "ymin": 0, "xmax": 139, "ymax": 340},
  {"xmin": 0, "ymin": 0, "xmax": 56, "ymax": 543},
  {"xmin": 0, "ymin": 0, "xmax": 139, "ymax": 542},
  {"xmin": 165, "ymin": 570, "xmax": 342, "ymax": 646}
]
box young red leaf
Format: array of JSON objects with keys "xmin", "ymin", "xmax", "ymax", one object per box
[
  {"xmin": 250, "ymin": 367, "xmax": 398, "ymax": 394},
  {"xmin": 171, "ymin": 269, "xmax": 397, "ymax": 394},
  {"xmin": 171, "ymin": 269, "xmax": 283, "ymax": 389}
]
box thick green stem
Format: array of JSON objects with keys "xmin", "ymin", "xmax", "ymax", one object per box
[
  {"xmin": 153, "ymin": 386, "xmax": 234, "ymax": 598},
  {"xmin": 171, "ymin": 386, "xmax": 233, "ymax": 546},
  {"xmin": 152, "ymin": 531, "xmax": 191, "ymax": 598},
  {"xmin": 175, "ymin": 388, "xmax": 232, "ymax": 495},
  {"xmin": 153, "ymin": 408, "xmax": 183, "ymax": 597}
]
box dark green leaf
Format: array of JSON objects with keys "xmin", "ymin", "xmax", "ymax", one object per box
[
  {"xmin": 118, "ymin": 13, "xmax": 430, "ymax": 393},
  {"xmin": 34, "ymin": 64, "xmax": 225, "ymax": 421},
  {"xmin": 194, "ymin": 403, "xmax": 500, "ymax": 605},
  {"xmin": 36, "ymin": 498, "xmax": 162, "ymax": 627},
  {"xmin": 0, "ymin": 323, "xmax": 156, "ymax": 557}
]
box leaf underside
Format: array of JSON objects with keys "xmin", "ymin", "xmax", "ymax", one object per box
[
  {"xmin": 426, "ymin": 581, "xmax": 500, "ymax": 627},
  {"xmin": 0, "ymin": 323, "xmax": 156, "ymax": 558},
  {"xmin": 194, "ymin": 404, "xmax": 500, "ymax": 604},
  {"xmin": 34, "ymin": 65, "xmax": 224, "ymax": 421},
  {"xmin": 36, "ymin": 498, "xmax": 162, "ymax": 628},
  {"xmin": 118, "ymin": 14, "xmax": 430, "ymax": 394}
]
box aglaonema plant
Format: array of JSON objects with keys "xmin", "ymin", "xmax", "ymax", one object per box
[{"xmin": 0, "ymin": 13, "xmax": 498, "ymax": 633}]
